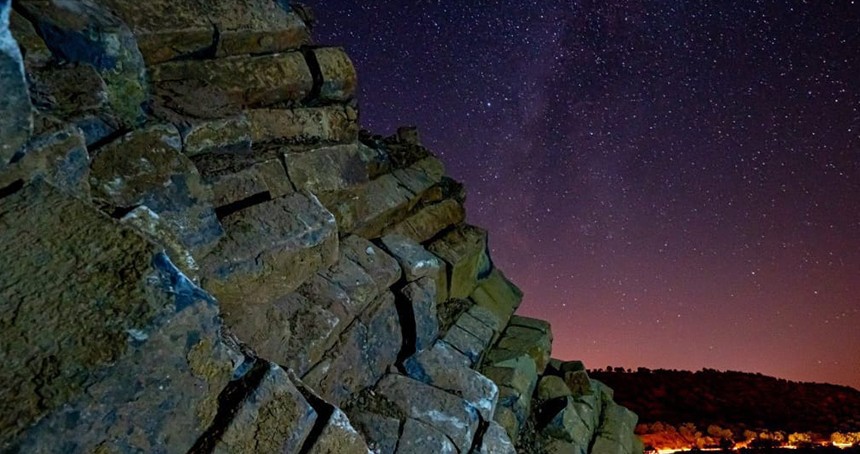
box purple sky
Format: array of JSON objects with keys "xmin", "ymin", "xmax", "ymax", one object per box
[{"xmin": 315, "ymin": 1, "xmax": 860, "ymax": 390}]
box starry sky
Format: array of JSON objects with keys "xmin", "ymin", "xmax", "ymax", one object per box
[{"xmin": 315, "ymin": 1, "xmax": 860, "ymax": 390}]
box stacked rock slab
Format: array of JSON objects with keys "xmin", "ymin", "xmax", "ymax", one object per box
[{"xmin": 0, "ymin": 2, "xmax": 642, "ymax": 453}]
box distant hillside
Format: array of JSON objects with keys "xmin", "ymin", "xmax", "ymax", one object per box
[{"xmin": 590, "ymin": 368, "xmax": 860, "ymax": 435}]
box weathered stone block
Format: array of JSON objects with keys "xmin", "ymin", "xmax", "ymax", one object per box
[
  {"xmin": 380, "ymin": 233, "xmax": 442, "ymax": 282},
  {"xmin": 247, "ymin": 105, "xmax": 359, "ymax": 145},
  {"xmin": 16, "ymin": 0, "xmax": 146, "ymax": 126},
  {"xmin": 181, "ymin": 114, "xmax": 252, "ymax": 156},
  {"xmin": 1, "ymin": 3, "xmax": 33, "ymax": 167},
  {"xmin": 391, "ymin": 157, "xmax": 445, "ymax": 201},
  {"xmin": 481, "ymin": 354, "xmax": 538, "ymax": 400},
  {"xmin": 210, "ymin": 363, "xmax": 318, "ymax": 454},
  {"xmin": 302, "ymin": 291, "xmax": 401, "ymax": 407},
  {"xmin": 384, "ymin": 198, "xmax": 465, "ymax": 243},
  {"xmin": 1, "ymin": 182, "xmax": 237, "ymax": 451},
  {"xmin": 9, "ymin": 9, "xmax": 51, "ymax": 68},
  {"xmin": 341, "ymin": 235, "xmax": 402, "ymax": 293},
  {"xmin": 545, "ymin": 439, "xmax": 587, "ymax": 454},
  {"xmin": 121, "ymin": 205, "xmax": 198, "ymax": 276},
  {"xmin": 428, "ymin": 224, "xmax": 488, "ymax": 299},
  {"xmin": 200, "ymin": 193, "xmax": 337, "ymax": 313},
  {"xmin": 276, "ymin": 292, "xmax": 340, "ymax": 377},
  {"xmin": 349, "ymin": 412, "xmax": 400, "ymax": 454},
  {"xmin": 285, "ymin": 144, "xmax": 371, "ymax": 195},
  {"xmin": 396, "ymin": 419, "xmax": 457, "ymax": 454},
  {"xmin": 307, "ymin": 408, "xmax": 371, "ymax": 454},
  {"xmin": 99, "ymin": 0, "xmax": 310, "ymax": 64},
  {"xmin": 479, "ymin": 421, "xmax": 517, "ymax": 454},
  {"xmin": 0, "ymin": 122, "xmax": 89, "ymax": 197},
  {"xmin": 152, "ymin": 52, "xmax": 313, "ymax": 117},
  {"xmin": 375, "ymin": 374, "xmax": 481, "ymax": 452},
  {"xmin": 400, "ymin": 277, "xmax": 439, "ymax": 352},
  {"xmin": 89, "ymin": 123, "xmax": 223, "ymax": 256},
  {"xmin": 542, "ymin": 397, "xmax": 592, "ymax": 445},
  {"xmin": 205, "ymin": 159, "xmax": 292, "ymax": 209},
  {"xmin": 27, "ymin": 64, "xmax": 114, "ymax": 139},
  {"xmin": 403, "ymin": 341, "xmax": 498, "ymax": 421},
  {"xmin": 442, "ymin": 323, "xmax": 487, "ymax": 366},
  {"xmin": 313, "ymin": 47, "xmax": 357, "ymax": 102},
  {"xmin": 496, "ymin": 317, "xmax": 553, "ymax": 374},
  {"xmin": 469, "ymin": 268, "xmax": 523, "ymax": 331},
  {"xmin": 538, "ymin": 375, "xmax": 573, "ymax": 402}
]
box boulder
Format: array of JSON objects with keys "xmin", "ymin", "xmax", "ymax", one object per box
[
  {"xmin": 208, "ymin": 363, "xmax": 318, "ymax": 454},
  {"xmin": 1, "ymin": 2, "xmax": 33, "ymax": 167},
  {"xmin": 442, "ymin": 323, "xmax": 487, "ymax": 367},
  {"xmin": 16, "ymin": 0, "xmax": 146, "ymax": 126},
  {"xmin": 89, "ymin": 123, "xmax": 223, "ymax": 256},
  {"xmin": 545, "ymin": 439, "xmax": 587, "ymax": 454},
  {"xmin": 1, "ymin": 182, "xmax": 238, "ymax": 451},
  {"xmin": 274, "ymin": 292, "xmax": 340, "ymax": 377},
  {"xmin": 151, "ymin": 52, "xmax": 313, "ymax": 117},
  {"xmin": 375, "ymin": 374, "xmax": 481, "ymax": 452},
  {"xmin": 565, "ymin": 370, "xmax": 593, "ymax": 397},
  {"xmin": 403, "ymin": 341, "xmax": 498, "ymax": 420},
  {"xmin": 594, "ymin": 403, "xmax": 639, "ymax": 453},
  {"xmin": 247, "ymin": 105, "xmax": 359, "ymax": 145},
  {"xmin": 396, "ymin": 419, "xmax": 457, "ymax": 454},
  {"xmin": 494, "ymin": 316, "xmax": 553, "ymax": 374},
  {"xmin": 541, "ymin": 397, "xmax": 593, "ymax": 445},
  {"xmin": 481, "ymin": 355, "xmax": 539, "ymax": 401},
  {"xmin": 379, "ymin": 233, "xmax": 442, "ymax": 282},
  {"xmin": 120, "ymin": 205, "xmax": 198, "ymax": 276},
  {"xmin": 428, "ymin": 224, "xmax": 488, "ymax": 299},
  {"xmin": 200, "ymin": 192, "xmax": 337, "ymax": 313},
  {"xmin": 307, "ymin": 408, "xmax": 370, "ymax": 454}
]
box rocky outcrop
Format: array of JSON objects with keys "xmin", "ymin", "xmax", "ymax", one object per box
[{"xmin": 0, "ymin": 2, "xmax": 641, "ymax": 453}]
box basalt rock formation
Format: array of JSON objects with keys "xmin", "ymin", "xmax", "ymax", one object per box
[{"xmin": 0, "ymin": 1, "xmax": 641, "ymax": 453}]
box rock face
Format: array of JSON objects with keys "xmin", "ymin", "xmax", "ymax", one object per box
[{"xmin": 0, "ymin": 3, "xmax": 641, "ymax": 454}]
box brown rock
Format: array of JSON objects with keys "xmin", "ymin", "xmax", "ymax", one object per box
[
  {"xmin": 469, "ymin": 268, "xmax": 523, "ymax": 332},
  {"xmin": 401, "ymin": 277, "xmax": 439, "ymax": 352},
  {"xmin": 205, "ymin": 159, "xmax": 293, "ymax": 209},
  {"xmin": 428, "ymin": 224, "xmax": 488, "ymax": 299},
  {"xmin": 285, "ymin": 144, "xmax": 371, "ymax": 194},
  {"xmin": 384, "ymin": 198, "xmax": 465, "ymax": 243},
  {"xmin": 9, "ymin": 10, "xmax": 52, "ymax": 68},
  {"xmin": 340, "ymin": 235, "xmax": 402, "ymax": 293},
  {"xmin": 379, "ymin": 233, "xmax": 442, "ymax": 282},
  {"xmin": 0, "ymin": 122, "xmax": 90, "ymax": 197},
  {"xmin": 89, "ymin": 123, "xmax": 223, "ymax": 256},
  {"xmin": 479, "ymin": 421, "xmax": 517, "ymax": 454},
  {"xmin": 210, "ymin": 363, "xmax": 318, "ymax": 454},
  {"xmin": 200, "ymin": 193, "xmax": 338, "ymax": 314},
  {"xmin": 349, "ymin": 412, "xmax": 400, "ymax": 454},
  {"xmin": 15, "ymin": 0, "xmax": 147, "ymax": 127},
  {"xmin": 313, "ymin": 47, "xmax": 357, "ymax": 102},
  {"xmin": 247, "ymin": 105, "xmax": 359, "ymax": 145},
  {"xmin": 396, "ymin": 419, "xmax": 457, "ymax": 454},
  {"xmin": 151, "ymin": 52, "xmax": 313, "ymax": 116},
  {"xmin": 181, "ymin": 114, "xmax": 252, "ymax": 156},
  {"xmin": 307, "ymin": 408, "xmax": 371, "ymax": 454}
]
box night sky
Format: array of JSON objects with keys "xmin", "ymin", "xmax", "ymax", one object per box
[{"xmin": 315, "ymin": 1, "xmax": 860, "ymax": 390}]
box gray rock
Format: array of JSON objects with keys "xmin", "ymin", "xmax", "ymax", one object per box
[
  {"xmin": 495, "ymin": 317, "xmax": 553, "ymax": 374},
  {"xmin": 313, "ymin": 47, "xmax": 357, "ymax": 102},
  {"xmin": 383, "ymin": 198, "xmax": 465, "ymax": 244},
  {"xmin": 350, "ymin": 412, "xmax": 400, "ymax": 454},
  {"xmin": 478, "ymin": 421, "xmax": 517, "ymax": 454},
  {"xmin": 396, "ymin": 419, "xmax": 457, "ymax": 454},
  {"xmin": 442, "ymin": 324, "xmax": 487, "ymax": 366},
  {"xmin": 404, "ymin": 341, "xmax": 498, "ymax": 421},
  {"xmin": 1, "ymin": 2, "xmax": 32, "ymax": 167},
  {"xmin": 307, "ymin": 408, "xmax": 371, "ymax": 454},
  {"xmin": 379, "ymin": 233, "xmax": 442, "ymax": 282},
  {"xmin": 1, "ymin": 182, "xmax": 237, "ymax": 451},
  {"xmin": 469, "ymin": 268, "xmax": 523, "ymax": 332},
  {"xmin": 538, "ymin": 375, "xmax": 573, "ymax": 402},
  {"xmin": 375, "ymin": 374, "xmax": 481, "ymax": 452},
  {"xmin": 0, "ymin": 122, "xmax": 89, "ymax": 197},
  {"xmin": 181, "ymin": 114, "xmax": 252, "ymax": 156},
  {"xmin": 542, "ymin": 397, "xmax": 593, "ymax": 445},
  {"xmin": 16, "ymin": 0, "xmax": 146, "ymax": 127},
  {"xmin": 565, "ymin": 370, "xmax": 593, "ymax": 397},
  {"xmin": 401, "ymin": 277, "xmax": 439, "ymax": 352},
  {"xmin": 205, "ymin": 159, "xmax": 293, "ymax": 209},
  {"xmin": 341, "ymin": 235, "xmax": 402, "ymax": 294}
]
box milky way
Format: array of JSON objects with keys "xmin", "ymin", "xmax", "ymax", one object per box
[{"xmin": 315, "ymin": 1, "xmax": 860, "ymax": 389}]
